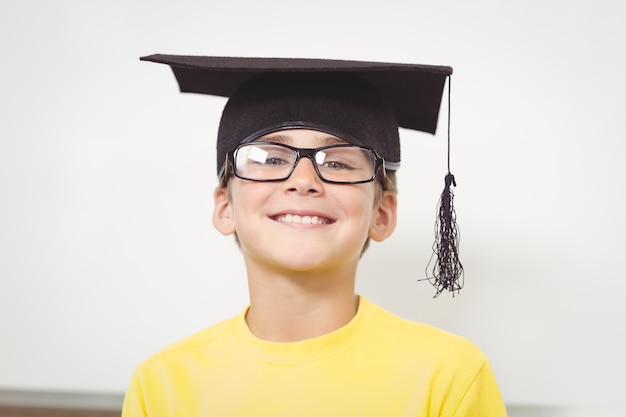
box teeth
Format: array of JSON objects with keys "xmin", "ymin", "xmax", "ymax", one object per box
[{"xmin": 276, "ymin": 214, "xmax": 329, "ymax": 225}]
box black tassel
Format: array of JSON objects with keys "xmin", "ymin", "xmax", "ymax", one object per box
[
  {"xmin": 422, "ymin": 74, "xmax": 464, "ymax": 297},
  {"xmin": 425, "ymin": 173, "xmax": 464, "ymax": 297}
]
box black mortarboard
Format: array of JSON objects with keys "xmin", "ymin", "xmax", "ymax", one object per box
[
  {"xmin": 141, "ymin": 54, "xmax": 463, "ymax": 297},
  {"xmin": 140, "ymin": 55, "xmax": 451, "ymax": 173}
]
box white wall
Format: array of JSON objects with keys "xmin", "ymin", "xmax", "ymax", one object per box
[{"xmin": 1, "ymin": 0, "xmax": 625, "ymax": 411}]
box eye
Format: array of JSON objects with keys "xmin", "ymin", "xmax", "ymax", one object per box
[
  {"xmin": 317, "ymin": 149, "xmax": 360, "ymax": 171},
  {"xmin": 264, "ymin": 157, "xmax": 290, "ymax": 166},
  {"xmin": 322, "ymin": 160, "xmax": 353, "ymax": 170},
  {"xmin": 315, "ymin": 149, "xmax": 353, "ymax": 171},
  {"xmin": 248, "ymin": 144, "xmax": 293, "ymax": 167}
]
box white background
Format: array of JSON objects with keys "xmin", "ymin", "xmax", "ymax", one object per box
[{"xmin": 1, "ymin": 0, "xmax": 625, "ymax": 411}]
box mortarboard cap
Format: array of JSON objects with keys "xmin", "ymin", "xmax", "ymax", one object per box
[
  {"xmin": 140, "ymin": 54, "xmax": 463, "ymax": 297},
  {"xmin": 139, "ymin": 54, "xmax": 452, "ymax": 176}
]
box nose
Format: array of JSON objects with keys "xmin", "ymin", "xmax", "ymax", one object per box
[{"xmin": 282, "ymin": 156, "xmax": 323, "ymax": 194}]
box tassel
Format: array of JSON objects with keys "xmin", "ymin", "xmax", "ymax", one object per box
[
  {"xmin": 422, "ymin": 75, "xmax": 464, "ymax": 297},
  {"xmin": 425, "ymin": 173, "xmax": 464, "ymax": 297}
]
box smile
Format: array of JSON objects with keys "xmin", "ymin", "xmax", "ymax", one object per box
[{"xmin": 273, "ymin": 214, "xmax": 334, "ymax": 225}]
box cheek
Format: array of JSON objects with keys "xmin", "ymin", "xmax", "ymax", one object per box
[
  {"xmin": 338, "ymin": 187, "xmax": 378, "ymax": 222},
  {"xmin": 229, "ymin": 182, "xmax": 273, "ymax": 224}
]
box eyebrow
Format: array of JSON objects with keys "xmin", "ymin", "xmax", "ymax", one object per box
[{"xmin": 262, "ymin": 133, "xmax": 346, "ymax": 146}]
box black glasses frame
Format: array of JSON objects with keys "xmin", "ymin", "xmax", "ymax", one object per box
[{"xmin": 227, "ymin": 141, "xmax": 385, "ymax": 184}]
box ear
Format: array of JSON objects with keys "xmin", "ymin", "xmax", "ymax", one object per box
[
  {"xmin": 212, "ymin": 187, "xmax": 236, "ymax": 236},
  {"xmin": 369, "ymin": 191, "xmax": 398, "ymax": 242}
]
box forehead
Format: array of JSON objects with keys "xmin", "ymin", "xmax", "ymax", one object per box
[{"xmin": 258, "ymin": 129, "xmax": 348, "ymax": 147}]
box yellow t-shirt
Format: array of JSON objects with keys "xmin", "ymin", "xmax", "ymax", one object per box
[{"xmin": 122, "ymin": 297, "xmax": 506, "ymax": 416}]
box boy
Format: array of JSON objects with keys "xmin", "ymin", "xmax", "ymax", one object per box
[{"xmin": 122, "ymin": 55, "xmax": 507, "ymax": 416}]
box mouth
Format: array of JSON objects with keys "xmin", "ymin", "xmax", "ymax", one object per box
[{"xmin": 271, "ymin": 213, "xmax": 335, "ymax": 225}]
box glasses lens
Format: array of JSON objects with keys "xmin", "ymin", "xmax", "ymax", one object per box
[
  {"xmin": 315, "ymin": 146, "xmax": 377, "ymax": 182},
  {"xmin": 234, "ymin": 143, "xmax": 296, "ymax": 180}
]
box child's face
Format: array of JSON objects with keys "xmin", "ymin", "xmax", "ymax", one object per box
[{"xmin": 212, "ymin": 129, "xmax": 397, "ymax": 274}]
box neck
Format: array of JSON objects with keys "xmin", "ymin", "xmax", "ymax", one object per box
[{"xmin": 244, "ymin": 262, "xmax": 359, "ymax": 342}]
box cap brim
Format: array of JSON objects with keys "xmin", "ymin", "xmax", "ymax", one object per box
[{"xmin": 140, "ymin": 54, "xmax": 452, "ymax": 134}]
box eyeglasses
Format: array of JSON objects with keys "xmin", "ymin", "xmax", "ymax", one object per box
[{"xmin": 228, "ymin": 142, "xmax": 384, "ymax": 184}]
